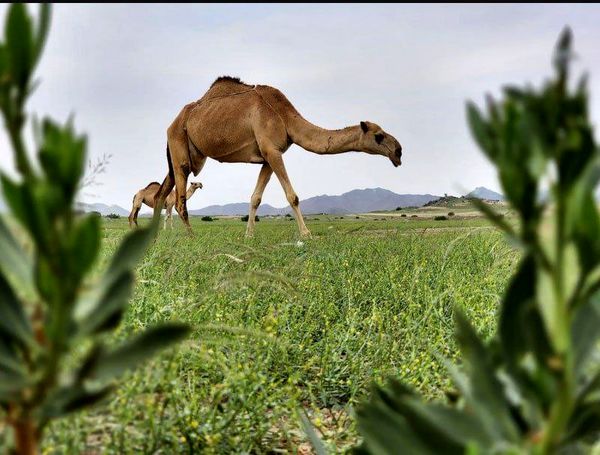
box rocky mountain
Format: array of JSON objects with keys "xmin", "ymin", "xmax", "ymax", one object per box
[{"xmin": 466, "ymin": 186, "xmax": 504, "ymax": 201}]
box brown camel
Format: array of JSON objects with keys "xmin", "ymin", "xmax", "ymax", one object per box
[
  {"xmin": 154, "ymin": 76, "xmax": 402, "ymax": 237},
  {"xmin": 129, "ymin": 181, "xmax": 202, "ymax": 229}
]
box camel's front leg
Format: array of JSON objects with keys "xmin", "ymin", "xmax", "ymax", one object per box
[
  {"xmin": 174, "ymin": 170, "xmax": 192, "ymax": 232},
  {"xmin": 164, "ymin": 205, "xmax": 174, "ymax": 230},
  {"xmin": 246, "ymin": 164, "xmax": 273, "ymax": 238},
  {"xmin": 262, "ymin": 148, "xmax": 311, "ymax": 238}
]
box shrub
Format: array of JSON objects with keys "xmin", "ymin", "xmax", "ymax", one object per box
[
  {"xmin": 395, "ymin": 207, "xmax": 401, "ymax": 211},
  {"xmin": 241, "ymin": 215, "xmax": 259, "ymax": 222},
  {"xmin": 354, "ymin": 28, "xmax": 600, "ymax": 454},
  {"xmin": 448, "ymin": 211, "xmax": 455, "ymax": 216},
  {"xmin": 201, "ymin": 216, "xmax": 214, "ymax": 221},
  {"xmin": 285, "ymin": 213, "xmax": 292, "ymax": 218},
  {"xmin": 106, "ymin": 213, "xmax": 120, "ymax": 219},
  {"xmin": 434, "ymin": 215, "xmax": 448, "ymax": 221},
  {"xmin": 410, "ymin": 215, "xmax": 418, "ymax": 218},
  {"xmin": 0, "ymin": 5, "xmax": 189, "ymax": 452},
  {"xmin": 401, "ymin": 214, "xmax": 407, "ymax": 217}
]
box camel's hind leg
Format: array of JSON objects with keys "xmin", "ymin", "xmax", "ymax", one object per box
[
  {"xmin": 128, "ymin": 193, "xmax": 143, "ymax": 228},
  {"xmin": 246, "ymin": 163, "xmax": 273, "ymax": 237}
]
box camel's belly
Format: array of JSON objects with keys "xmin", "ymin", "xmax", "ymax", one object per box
[{"xmin": 213, "ymin": 147, "xmax": 266, "ymax": 164}]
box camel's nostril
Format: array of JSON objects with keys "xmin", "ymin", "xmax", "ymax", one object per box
[{"xmin": 395, "ymin": 147, "xmax": 402, "ymax": 158}]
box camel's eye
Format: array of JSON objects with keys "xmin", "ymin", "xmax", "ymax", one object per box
[{"xmin": 375, "ymin": 133, "xmax": 384, "ymax": 144}]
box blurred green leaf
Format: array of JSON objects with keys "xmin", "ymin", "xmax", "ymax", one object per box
[
  {"xmin": 76, "ymin": 271, "xmax": 133, "ymax": 336},
  {"xmin": 41, "ymin": 383, "xmax": 114, "ymax": 421},
  {"xmin": 0, "ymin": 215, "xmax": 36, "ymax": 299},
  {"xmin": 356, "ymin": 399, "xmax": 436, "ymax": 455},
  {"xmin": 32, "ymin": 4, "xmax": 50, "ymax": 66},
  {"xmin": 0, "ymin": 272, "xmax": 33, "ymax": 346},
  {"xmin": 5, "ymin": 3, "xmax": 33, "ymax": 92},
  {"xmin": 454, "ymin": 311, "xmax": 520, "ymax": 442},
  {"xmin": 299, "ymin": 411, "xmax": 328, "ymax": 455},
  {"xmin": 70, "ymin": 214, "xmax": 100, "ymax": 278},
  {"xmin": 89, "ymin": 323, "xmax": 190, "ymax": 383},
  {"xmin": 38, "ymin": 118, "xmax": 87, "ymax": 199},
  {"xmin": 572, "ymin": 294, "xmax": 600, "ymax": 377}
]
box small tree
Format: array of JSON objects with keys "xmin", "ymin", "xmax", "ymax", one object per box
[
  {"xmin": 354, "ymin": 29, "xmax": 600, "ymax": 454},
  {"xmin": 0, "ymin": 5, "xmax": 189, "ymax": 453},
  {"xmin": 241, "ymin": 215, "xmax": 259, "ymax": 222},
  {"xmin": 201, "ymin": 215, "xmax": 214, "ymax": 222},
  {"xmin": 105, "ymin": 213, "xmax": 120, "ymax": 219}
]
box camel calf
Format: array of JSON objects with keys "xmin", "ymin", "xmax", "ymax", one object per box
[{"xmin": 129, "ymin": 181, "xmax": 202, "ymax": 229}]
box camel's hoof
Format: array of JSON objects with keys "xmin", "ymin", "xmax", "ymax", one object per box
[{"xmin": 300, "ymin": 231, "xmax": 312, "ymax": 239}]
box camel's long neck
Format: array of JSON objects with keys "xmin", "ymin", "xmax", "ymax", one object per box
[
  {"xmin": 287, "ymin": 116, "xmax": 361, "ymax": 155},
  {"xmin": 186, "ymin": 187, "xmax": 197, "ymax": 200}
]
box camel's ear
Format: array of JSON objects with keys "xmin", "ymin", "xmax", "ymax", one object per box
[{"xmin": 360, "ymin": 121, "xmax": 369, "ymax": 133}]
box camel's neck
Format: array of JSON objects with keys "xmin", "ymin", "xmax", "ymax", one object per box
[
  {"xmin": 292, "ymin": 122, "xmax": 361, "ymax": 155},
  {"xmin": 186, "ymin": 187, "xmax": 197, "ymax": 200}
]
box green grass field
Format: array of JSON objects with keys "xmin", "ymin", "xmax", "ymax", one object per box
[{"xmin": 39, "ymin": 214, "xmax": 517, "ymax": 453}]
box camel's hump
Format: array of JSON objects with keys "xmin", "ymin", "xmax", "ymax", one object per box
[{"xmin": 210, "ymin": 76, "xmax": 249, "ymax": 88}]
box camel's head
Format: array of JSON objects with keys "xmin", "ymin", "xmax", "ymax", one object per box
[
  {"xmin": 359, "ymin": 121, "xmax": 402, "ymax": 167},
  {"xmin": 190, "ymin": 182, "xmax": 203, "ymax": 190}
]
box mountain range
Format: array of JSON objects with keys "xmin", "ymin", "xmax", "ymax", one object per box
[
  {"xmin": 0, "ymin": 187, "xmax": 505, "ymax": 216},
  {"xmin": 188, "ymin": 188, "xmax": 441, "ymax": 216}
]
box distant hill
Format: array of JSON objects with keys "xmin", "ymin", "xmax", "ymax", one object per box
[
  {"xmin": 189, "ymin": 188, "xmax": 441, "ymax": 216},
  {"xmin": 466, "ymin": 187, "xmax": 504, "ymax": 201},
  {"xmin": 76, "ymin": 202, "xmax": 129, "ymax": 217},
  {"xmin": 190, "ymin": 203, "xmax": 282, "ymax": 216}
]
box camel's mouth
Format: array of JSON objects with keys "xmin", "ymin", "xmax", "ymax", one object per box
[{"xmin": 390, "ymin": 145, "xmax": 402, "ymax": 167}]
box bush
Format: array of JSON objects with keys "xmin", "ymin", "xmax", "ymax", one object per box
[
  {"xmin": 448, "ymin": 211, "xmax": 455, "ymax": 216},
  {"xmin": 395, "ymin": 207, "xmax": 401, "ymax": 211},
  {"xmin": 241, "ymin": 215, "xmax": 259, "ymax": 222},
  {"xmin": 201, "ymin": 216, "xmax": 214, "ymax": 221},
  {"xmin": 401, "ymin": 214, "xmax": 407, "ymax": 217},
  {"xmin": 106, "ymin": 213, "xmax": 120, "ymax": 219},
  {"xmin": 285, "ymin": 213, "xmax": 292, "ymax": 218},
  {"xmin": 410, "ymin": 215, "xmax": 418, "ymax": 218},
  {"xmin": 355, "ymin": 28, "xmax": 600, "ymax": 454},
  {"xmin": 0, "ymin": 5, "xmax": 189, "ymax": 452},
  {"xmin": 434, "ymin": 215, "xmax": 448, "ymax": 221}
]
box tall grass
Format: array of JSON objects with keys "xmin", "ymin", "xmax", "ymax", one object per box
[{"xmin": 36, "ymin": 217, "xmax": 514, "ymax": 453}]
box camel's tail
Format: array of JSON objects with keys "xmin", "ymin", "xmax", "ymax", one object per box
[
  {"xmin": 154, "ymin": 144, "xmax": 175, "ymax": 210},
  {"xmin": 166, "ymin": 143, "xmax": 174, "ymax": 180}
]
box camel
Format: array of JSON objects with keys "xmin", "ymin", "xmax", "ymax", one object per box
[
  {"xmin": 154, "ymin": 76, "xmax": 402, "ymax": 238},
  {"xmin": 129, "ymin": 181, "xmax": 202, "ymax": 229}
]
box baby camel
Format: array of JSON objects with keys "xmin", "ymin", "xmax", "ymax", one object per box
[{"xmin": 129, "ymin": 181, "xmax": 202, "ymax": 229}]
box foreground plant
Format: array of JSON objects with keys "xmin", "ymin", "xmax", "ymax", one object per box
[
  {"xmin": 354, "ymin": 29, "xmax": 600, "ymax": 453},
  {"xmin": 0, "ymin": 5, "xmax": 189, "ymax": 454}
]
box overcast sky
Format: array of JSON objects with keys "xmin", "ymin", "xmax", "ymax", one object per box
[{"xmin": 1, "ymin": 4, "xmax": 600, "ymax": 211}]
